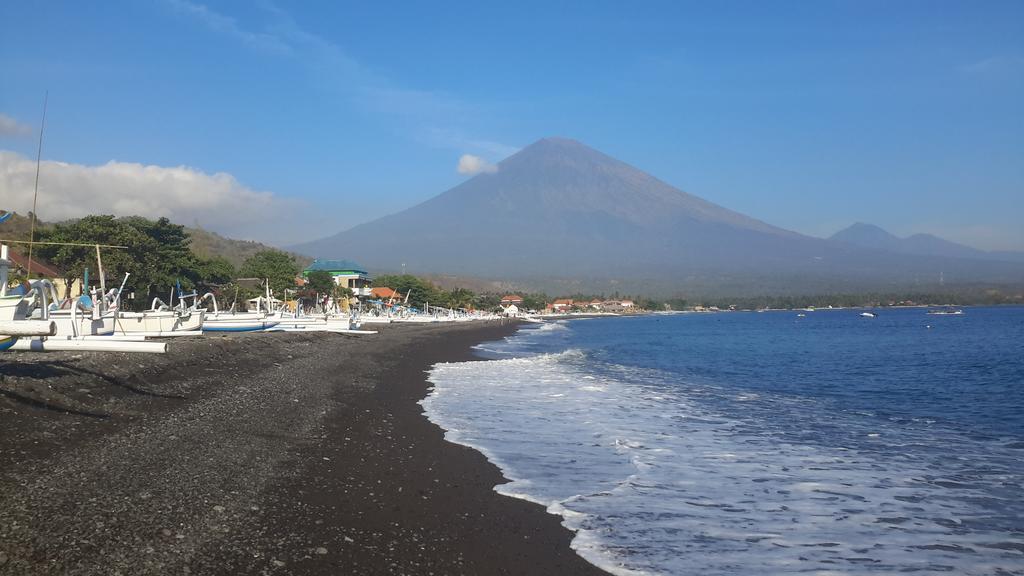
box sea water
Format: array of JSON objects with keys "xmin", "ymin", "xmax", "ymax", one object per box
[{"xmin": 422, "ymin": 308, "xmax": 1024, "ymax": 575}]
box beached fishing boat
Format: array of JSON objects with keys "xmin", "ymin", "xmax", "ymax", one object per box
[
  {"xmin": 114, "ymin": 308, "xmax": 205, "ymax": 334},
  {"xmin": 195, "ymin": 292, "xmax": 279, "ymax": 332},
  {"xmin": 1, "ymin": 244, "xmax": 163, "ymax": 352}
]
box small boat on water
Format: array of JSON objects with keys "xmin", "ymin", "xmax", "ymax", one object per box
[
  {"xmin": 860, "ymin": 312, "xmax": 877, "ymax": 318},
  {"xmin": 927, "ymin": 308, "xmax": 964, "ymax": 315}
]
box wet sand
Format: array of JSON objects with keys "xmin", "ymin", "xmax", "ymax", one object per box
[{"xmin": 0, "ymin": 322, "xmax": 608, "ymax": 575}]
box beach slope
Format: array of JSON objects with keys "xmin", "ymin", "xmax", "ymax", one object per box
[{"xmin": 0, "ymin": 324, "xmax": 608, "ymax": 575}]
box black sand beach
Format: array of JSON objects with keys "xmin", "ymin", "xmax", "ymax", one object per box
[{"xmin": 0, "ymin": 323, "xmax": 609, "ymax": 575}]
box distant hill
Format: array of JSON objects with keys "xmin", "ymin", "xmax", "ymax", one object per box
[
  {"xmin": 831, "ymin": 223, "xmax": 1024, "ymax": 264},
  {"xmin": 292, "ymin": 137, "xmax": 1024, "ymax": 296},
  {"xmin": 0, "ymin": 211, "xmax": 37, "ymax": 243},
  {"xmin": 186, "ymin": 227, "xmax": 311, "ymax": 269},
  {"xmin": 0, "ymin": 212, "xmax": 309, "ymax": 270}
]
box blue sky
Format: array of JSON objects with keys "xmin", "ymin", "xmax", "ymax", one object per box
[{"xmin": 1, "ymin": 0, "xmax": 1021, "ymax": 249}]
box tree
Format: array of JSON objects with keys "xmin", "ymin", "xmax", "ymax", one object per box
[
  {"xmin": 305, "ymin": 270, "xmax": 336, "ymax": 294},
  {"xmin": 193, "ymin": 256, "xmax": 235, "ymax": 291},
  {"xmin": 36, "ymin": 215, "xmax": 198, "ymax": 307},
  {"xmin": 475, "ymin": 293, "xmax": 501, "ymax": 310},
  {"xmin": 372, "ymin": 274, "xmax": 442, "ymax": 308},
  {"xmin": 121, "ymin": 216, "xmax": 197, "ymax": 298},
  {"xmin": 239, "ymin": 250, "xmax": 300, "ymax": 295},
  {"xmin": 521, "ymin": 293, "xmax": 550, "ymax": 312},
  {"xmin": 446, "ymin": 287, "xmax": 476, "ymax": 310}
]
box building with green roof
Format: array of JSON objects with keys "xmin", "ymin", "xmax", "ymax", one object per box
[{"xmin": 302, "ymin": 259, "xmax": 372, "ymax": 297}]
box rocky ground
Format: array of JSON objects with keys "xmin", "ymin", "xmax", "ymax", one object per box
[{"xmin": 0, "ymin": 323, "xmax": 607, "ymax": 576}]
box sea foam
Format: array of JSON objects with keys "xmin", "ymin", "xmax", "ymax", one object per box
[{"xmin": 424, "ymin": 321, "xmax": 1024, "ymax": 575}]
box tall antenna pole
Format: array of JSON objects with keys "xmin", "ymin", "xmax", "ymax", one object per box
[{"xmin": 27, "ymin": 91, "xmax": 48, "ymax": 278}]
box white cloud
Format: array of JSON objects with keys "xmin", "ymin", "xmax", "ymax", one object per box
[
  {"xmin": 0, "ymin": 114, "xmax": 33, "ymax": 137},
  {"xmin": 0, "ymin": 150, "xmax": 294, "ymax": 240},
  {"xmin": 456, "ymin": 154, "xmax": 498, "ymax": 176}
]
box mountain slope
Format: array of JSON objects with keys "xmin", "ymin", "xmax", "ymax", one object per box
[
  {"xmin": 187, "ymin": 227, "xmax": 311, "ymax": 269},
  {"xmin": 293, "ymin": 138, "xmax": 1023, "ymax": 294},
  {"xmin": 832, "ymin": 223, "xmax": 1024, "ymax": 263}
]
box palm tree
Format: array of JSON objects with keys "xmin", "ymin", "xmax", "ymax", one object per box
[{"xmin": 447, "ymin": 287, "xmax": 475, "ymax": 310}]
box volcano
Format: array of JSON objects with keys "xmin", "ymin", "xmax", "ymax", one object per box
[{"xmin": 292, "ymin": 138, "xmax": 1022, "ymax": 294}]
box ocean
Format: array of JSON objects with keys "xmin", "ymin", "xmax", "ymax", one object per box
[{"xmin": 422, "ymin": 308, "xmax": 1024, "ymax": 575}]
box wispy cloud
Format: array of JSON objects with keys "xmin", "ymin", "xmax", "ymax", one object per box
[
  {"xmin": 0, "ymin": 113, "xmax": 33, "ymax": 137},
  {"xmin": 958, "ymin": 55, "xmax": 1024, "ymax": 76},
  {"xmin": 162, "ymin": 0, "xmax": 291, "ymax": 54},
  {"xmin": 424, "ymin": 127, "xmax": 520, "ymax": 160},
  {"xmin": 0, "ymin": 150, "xmax": 310, "ymax": 243},
  {"xmin": 165, "ymin": 0, "xmax": 514, "ymax": 157},
  {"xmin": 456, "ymin": 154, "xmax": 497, "ymax": 175}
]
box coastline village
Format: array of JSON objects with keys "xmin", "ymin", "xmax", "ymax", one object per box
[
  {"xmin": 0, "ymin": 211, "xmax": 653, "ymax": 356},
  {"xmin": 1, "ymin": 211, "xmax": 989, "ymax": 357}
]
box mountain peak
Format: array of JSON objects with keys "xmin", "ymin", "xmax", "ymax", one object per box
[
  {"xmin": 830, "ymin": 222, "xmax": 1015, "ymax": 261},
  {"xmin": 831, "ymin": 222, "xmax": 901, "ymax": 247},
  {"xmin": 501, "ymin": 136, "xmax": 610, "ymax": 166}
]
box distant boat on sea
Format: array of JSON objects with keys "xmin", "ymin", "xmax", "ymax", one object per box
[
  {"xmin": 860, "ymin": 312, "xmax": 877, "ymax": 318},
  {"xmin": 927, "ymin": 308, "xmax": 964, "ymax": 315}
]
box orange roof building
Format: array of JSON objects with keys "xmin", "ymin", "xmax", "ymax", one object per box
[{"xmin": 370, "ymin": 287, "xmax": 402, "ymax": 300}]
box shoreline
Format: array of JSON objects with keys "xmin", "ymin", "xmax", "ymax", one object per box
[{"xmin": 0, "ymin": 322, "xmax": 609, "ymax": 575}]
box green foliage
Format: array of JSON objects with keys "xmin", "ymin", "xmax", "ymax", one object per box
[
  {"xmin": 36, "ymin": 215, "xmax": 199, "ymax": 307},
  {"xmin": 521, "ymin": 293, "xmax": 550, "ymax": 311},
  {"xmin": 305, "ymin": 270, "xmax": 336, "ymax": 294},
  {"xmin": 373, "ymin": 274, "xmax": 445, "ymax": 308},
  {"xmin": 218, "ymin": 282, "xmax": 261, "ymax": 311},
  {"xmin": 193, "ymin": 256, "xmax": 235, "ymax": 289},
  {"xmin": 475, "ymin": 293, "xmax": 501, "ymax": 310},
  {"xmin": 445, "ymin": 287, "xmax": 476, "ymax": 310},
  {"xmin": 187, "ymin": 226, "xmax": 312, "ymax": 270},
  {"xmin": 373, "ymin": 274, "xmax": 435, "ymax": 308},
  {"xmin": 239, "ymin": 249, "xmax": 300, "ymax": 295}
]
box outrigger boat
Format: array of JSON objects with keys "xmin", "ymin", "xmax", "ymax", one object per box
[
  {"xmin": 1, "ymin": 244, "xmax": 163, "ymax": 353},
  {"xmin": 195, "ymin": 289, "xmax": 280, "ymax": 332},
  {"xmin": 0, "ymin": 283, "xmax": 57, "ymax": 351},
  {"xmin": 112, "ymin": 281, "xmax": 205, "ymax": 336}
]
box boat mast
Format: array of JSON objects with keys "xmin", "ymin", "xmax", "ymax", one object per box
[{"xmin": 27, "ymin": 91, "xmax": 48, "ymax": 278}]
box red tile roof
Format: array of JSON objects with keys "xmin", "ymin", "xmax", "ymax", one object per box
[
  {"xmin": 6, "ymin": 250, "xmax": 63, "ymax": 278},
  {"xmin": 370, "ymin": 287, "xmax": 401, "ymax": 299}
]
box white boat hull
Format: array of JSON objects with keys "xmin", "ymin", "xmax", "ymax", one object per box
[
  {"xmin": 202, "ymin": 312, "xmax": 279, "ymax": 332},
  {"xmin": 113, "ymin": 309, "xmax": 205, "ymax": 334},
  {"xmin": 46, "ymin": 312, "xmax": 116, "ymax": 336}
]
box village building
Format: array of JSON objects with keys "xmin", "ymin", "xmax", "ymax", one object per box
[
  {"xmin": 303, "ymin": 259, "xmax": 372, "ymax": 297},
  {"xmin": 500, "ymin": 294, "xmax": 524, "ymax": 306},
  {"xmin": 6, "ymin": 249, "xmax": 80, "ymax": 298},
  {"xmin": 551, "ymin": 298, "xmax": 573, "ymax": 312},
  {"xmin": 602, "ymin": 300, "xmax": 628, "ymax": 313},
  {"xmin": 369, "ymin": 286, "xmax": 402, "ymax": 301}
]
